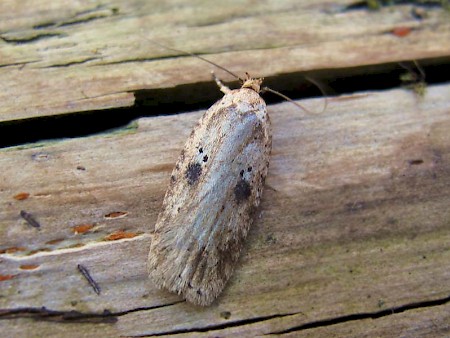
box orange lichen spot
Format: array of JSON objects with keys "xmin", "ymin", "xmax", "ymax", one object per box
[
  {"xmin": 72, "ymin": 223, "xmax": 95, "ymax": 234},
  {"xmin": 392, "ymin": 27, "xmax": 412, "ymax": 37},
  {"xmin": 105, "ymin": 230, "xmax": 137, "ymax": 241},
  {"xmin": 13, "ymin": 192, "xmax": 30, "ymax": 200},
  {"xmin": 20, "ymin": 264, "xmax": 40, "ymax": 270},
  {"xmin": 0, "ymin": 247, "xmax": 26, "ymax": 254},
  {"xmin": 45, "ymin": 238, "xmax": 64, "ymax": 245},
  {"xmin": 0, "ymin": 274, "xmax": 16, "ymax": 281},
  {"xmin": 104, "ymin": 211, "xmax": 128, "ymax": 219}
]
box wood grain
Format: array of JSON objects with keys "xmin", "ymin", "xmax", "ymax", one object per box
[
  {"xmin": 1, "ymin": 83, "xmax": 449, "ymax": 336},
  {"xmin": 1, "ymin": 0, "xmax": 449, "ymax": 121},
  {"xmin": 1, "ymin": 0, "xmax": 450, "ymax": 336}
]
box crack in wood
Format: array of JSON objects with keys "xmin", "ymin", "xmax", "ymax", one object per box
[
  {"xmin": 0, "ymin": 307, "xmax": 117, "ymax": 324},
  {"xmin": 32, "ymin": 5, "xmax": 117, "ymax": 30},
  {"xmin": 269, "ymin": 294, "xmax": 450, "ymax": 335},
  {"xmin": 119, "ymin": 295, "xmax": 450, "ymax": 336},
  {"xmin": 0, "ymin": 33, "xmax": 63, "ymax": 45},
  {"xmin": 344, "ymin": 0, "xmax": 448, "ymax": 11},
  {"xmin": 130, "ymin": 312, "xmax": 299, "ymax": 337},
  {"xmin": 57, "ymin": 13, "xmax": 110, "ymax": 28},
  {"xmin": 49, "ymin": 57, "xmax": 100, "ymax": 68},
  {"xmin": 1, "ymin": 57, "xmax": 449, "ymax": 149},
  {"xmin": 1, "ymin": 233, "xmax": 149, "ymax": 259},
  {"xmin": 0, "ymin": 301, "xmax": 184, "ymax": 324}
]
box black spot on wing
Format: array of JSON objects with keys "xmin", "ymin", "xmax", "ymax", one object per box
[
  {"xmin": 185, "ymin": 162, "xmax": 202, "ymax": 185},
  {"xmin": 234, "ymin": 178, "xmax": 251, "ymax": 203}
]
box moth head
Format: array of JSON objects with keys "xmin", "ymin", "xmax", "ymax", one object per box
[{"xmin": 241, "ymin": 72, "xmax": 263, "ymax": 93}]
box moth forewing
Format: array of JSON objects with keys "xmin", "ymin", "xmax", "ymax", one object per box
[{"xmin": 148, "ymin": 80, "xmax": 271, "ymax": 306}]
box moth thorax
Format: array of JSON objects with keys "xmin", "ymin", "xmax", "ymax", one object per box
[{"xmin": 241, "ymin": 77, "xmax": 263, "ymax": 93}]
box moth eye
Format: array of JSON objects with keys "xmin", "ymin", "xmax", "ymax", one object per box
[{"xmin": 203, "ymin": 155, "xmax": 208, "ymax": 162}]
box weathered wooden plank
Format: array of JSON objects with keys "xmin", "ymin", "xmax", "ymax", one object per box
[
  {"xmin": 1, "ymin": 83, "xmax": 449, "ymax": 336},
  {"xmin": 2, "ymin": 303, "xmax": 448, "ymax": 338},
  {"xmin": 279, "ymin": 303, "xmax": 450, "ymax": 338},
  {"xmin": 1, "ymin": 0, "xmax": 449, "ymax": 122}
]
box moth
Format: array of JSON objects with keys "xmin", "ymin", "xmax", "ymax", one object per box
[{"xmin": 148, "ymin": 72, "xmax": 272, "ymax": 306}]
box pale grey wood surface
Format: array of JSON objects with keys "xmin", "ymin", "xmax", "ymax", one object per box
[
  {"xmin": 1, "ymin": 0, "xmax": 449, "ymax": 337},
  {"xmin": 1, "ymin": 0, "xmax": 449, "ymax": 121},
  {"xmin": 1, "ymin": 84, "xmax": 449, "ymax": 336}
]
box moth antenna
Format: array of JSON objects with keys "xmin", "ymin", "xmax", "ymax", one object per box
[
  {"xmin": 143, "ymin": 38, "xmax": 244, "ymax": 82},
  {"xmin": 262, "ymin": 74, "xmax": 328, "ymax": 115},
  {"xmin": 303, "ymin": 76, "xmax": 329, "ymax": 114},
  {"xmin": 143, "ymin": 37, "xmax": 329, "ymax": 114},
  {"xmin": 261, "ymin": 87, "xmax": 317, "ymax": 115},
  {"xmin": 399, "ymin": 60, "xmax": 425, "ymax": 81},
  {"xmin": 414, "ymin": 60, "xmax": 426, "ymax": 80}
]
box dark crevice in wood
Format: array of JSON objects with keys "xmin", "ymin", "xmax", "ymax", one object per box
[
  {"xmin": 48, "ymin": 57, "xmax": 100, "ymax": 68},
  {"xmin": 270, "ymin": 294, "xmax": 450, "ymax": 335},
  {"xmin": 33, "ymin": 21, "xmax": 59, "ymax": 29},
  {"xmin": 0, "ymin": 307, "xmax": 118, "ymax": 324},
  {"xmin": 0, "ymin": 57, "xmax": 449, "ymax": 149},
  {"xmin": 0, "ymin": 60, "xmax": 39, "ymax": 69},
  {"xmin": 127, "ymin": 294, "xmax": 450, "ymax": 336},
  {"xmin": 345, "ymin": 0, "xmax": 448, "ymax": 11},
  {"xmin": 32, "ymin": 5, "xmax": 117, "ymax": 30},
  {"xmin": 133, "ymin": 312, "xmax": 299, "ymax": 337},
  {"xmin": 57, "ymin": 13, "xmax": 110, "ymax": 28},
  {"xmin": 123, "ymin": 294, "xmax": 450, "ymax": 336},
  {"xmin": 0, "ymin": 33, "xmax": 64, "ymax": 45},
  {"xmin": 0, "ymin": 300, "xmax": 184, "ymax": 324},
  {"xmin": 100, "ymin": 56, "xmax": 177, "ymax": 66}
]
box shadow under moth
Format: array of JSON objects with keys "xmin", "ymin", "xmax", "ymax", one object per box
[{"xmin": 148, "ymin": 73, "xmax": 272, "ymax": 306}]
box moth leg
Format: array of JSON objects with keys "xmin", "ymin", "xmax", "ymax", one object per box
[{"xmin": 211, "ymin": 71, "xmax": 231, "ymax": 94}]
